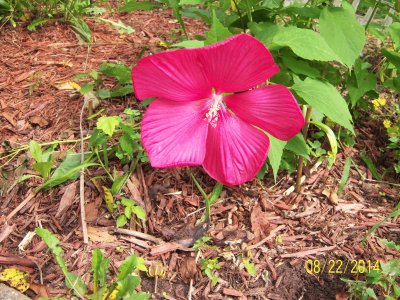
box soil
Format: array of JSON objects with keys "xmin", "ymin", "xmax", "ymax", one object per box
[{"xmin": 0, "ymin": 6, "xmax": 399, "ymax": 300}]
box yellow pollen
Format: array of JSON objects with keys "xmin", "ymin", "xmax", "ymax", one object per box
[{"xmin": 205, "ymin": 94, "xmax": 223, "ymax": 128}]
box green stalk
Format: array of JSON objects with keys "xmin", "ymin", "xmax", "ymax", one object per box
[
  {"xmin": 365, "ymin": 0, "xmax": 382, "ymax": 30},
  {"xmin": 295, "ymin": 106, "xmax": 313, "ymax": 193}
]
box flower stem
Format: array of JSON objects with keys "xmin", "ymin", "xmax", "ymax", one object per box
[{"xmin": 295, "ymin": 106, "xmax": 313, "ymax": 193}]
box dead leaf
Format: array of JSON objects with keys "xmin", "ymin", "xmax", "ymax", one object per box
[
  {"xmin": 251, "ymin": 204, "xmax": 270, "ymax": 243},
  {"xmin": 335, "ymin": 292, "xmax": 349, "ymax": 300},
  {"xmin": 55, "ymin": 182, "xmax": 77, "ymax": 217},
  {"xmin": 51, "ymin": 80, "xmax": 80, "ymax": 90},
  {"xmin": 87, "ymin": 226, "xmax": 116, "ymax": 243},
  {"xmin": 1, "ymin": 112, "xmax": 16, "ymax": 127},
  {"xmin": 28, "ymin": 115, "xmax": 49, "ymax": 128},
  {"xmin": 180, "ymin": 257, "xmax": 197, "ymax": 282},
  {"xmin": 30, "ymin": 283, "xmax": 50, "ymax": 298},
  {"xmin": 0, "ymin": 224, "xmax": 15, "ymax": 243},
  {"xmin": 336, "ymin": 203, "xmax": 364, "ymax": 214},
  {"xmin": 83, "ymin": 92, "xmax": 100, "ymax": 110},
  {"xmin": 125, "ymin": 174, "xmax": 145, "ymax": 207},
  {"xmin": 85, "ymin": 196, "xmax": 102, "ymax": 223},
  {"xmin": 322, "ymin": 189, "xmax": 339, "ymax": 205}
]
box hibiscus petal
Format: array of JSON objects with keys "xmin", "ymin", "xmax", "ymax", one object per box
[
  {"xmin": 225, "ymin": 85, "xmax": 305, "ymax": 141},
  {"xmin": 141, "ymin": 99, "xmax": 208, "ymax": 167},
  {"xmin": 132, "ymin": 50, "xmax": 211, "ymax": 101},
  {"xmin": 203, "ymin": 109, "xmax": 270, "ymax": 185},
  {"xmin": 199, "ymin": 34, "xmax": 279, "ymax": 94}
]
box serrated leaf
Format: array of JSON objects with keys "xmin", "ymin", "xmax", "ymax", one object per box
[
  {"xmin": 97, "ymin": 18, "xmax": 134, "ymax": 34},
  {"xmin": 285, "ymin": 133, "xmax": 308, "ymax": 157},
  {"xmin": 282, "ymin": 56, "xmax": 320, "ymax": 78},
  {"xmin": 319, "ymin": 2, "xmax": 365, "ymax": 69},
  {"xmin": 98, "ymin": 63, "xmax": 131, "ymax": 85},
  {"xmin": 80, "ymin": 83, "xmax": 93, "ymax": 94},
  {"xmin": 205, "ymin": 10, "xmax": 232, "ymax": 45},
  {"xmin": 96, "ymin": 116, "xmax": 120, "ymax": 136},
  {"xmin": 292, "ymin": 78, "xmax": 354, "ymax": 134}
]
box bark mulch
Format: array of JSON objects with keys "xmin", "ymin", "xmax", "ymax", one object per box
[{"xmin": 0, "ymin": 8, "xmax": 399, "ymax": 300}]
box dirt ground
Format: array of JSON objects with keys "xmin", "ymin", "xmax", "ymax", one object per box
[{"xmin": 0, "ymin": 7, "xmax": 399, "ymax": 300}]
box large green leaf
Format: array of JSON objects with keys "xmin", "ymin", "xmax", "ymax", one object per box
[
  {"xmin": 285, "ymin": 133, "xmax": 309, "ymax": 157},
  {"xmin": 205, "ymin": 10, "xmax": 232, "ymax": 45},
  {"xmin": 382, "ymin": 48, "xmax": 400, "ymax": 69},
  {"xmin": 347, "ymin": 59, "xmax": 376, "ymax": 107},
  {"xmin": 270, "ymin": 26, "xmax": 340, "ymax": 62},
  {"xmin": 388, "ymin": 22, "xmax": 400, "ymax": 49},
  {"xmin": 319, "ymin": 2, "xmax": 365, "ymax": 69},
  {"xmin": 292, "ymin": 78, "xmax": 354, "ymax": 134},
  {"xmin": 267, "ymin": 134, "xmax": 286, "ymax": 182},
  {"xmin": 120, "ymin": 1, "xmax": 160, "ymax": 11}
]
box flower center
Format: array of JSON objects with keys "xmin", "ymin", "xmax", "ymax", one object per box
[{"xmin": 204, "ymin": 93, "xmax": 223, "ymax": 128}]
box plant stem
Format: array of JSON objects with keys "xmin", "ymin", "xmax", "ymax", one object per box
[
  {"xmin": 204, "ymin": 182, "xmax": 223, "ymax": 223},
  {"xmin": 365, "ymin": 0, "xmax": 382, "ymax": 30},
  {"xmin": 295, "ymin": 106, "xmax": 313, "ymax": 193},
  {"xmin": 231, "ymin": 0, "xmax": 246, "ymax": 33}
]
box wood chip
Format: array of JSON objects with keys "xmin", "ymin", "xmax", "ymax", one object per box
[
  {"xmin": 55, "ymin": 182, "xmax": 77, "ymax": 217},
  {"xmin": 281, "ymin": 245, "xmax": 336, "ymax": 258}
]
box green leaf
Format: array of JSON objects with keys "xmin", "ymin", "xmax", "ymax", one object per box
[
  {"xmin": 117, "ymin": 275, "xmax": 141, "ymax": 298},
  {"xmin": 285, "ymin": 134, "xmax": 308, "ymax": 157},
  {"xmin": 97, "ymin": 18, "xmax": 134, "ymax": 34},
  {"xmin": 39, "ymin": 152, "xmax": 95, "ymax": 190},
  {"xmin": 347, "ymin": 59, "xmax": 376, "ymax": 107},
  {"xmin": 319, "ymin": 2, "xmax": 365, "ymax": 69},
  {"xmin": 110, "ymin": 85, "xmax": 133, "ymax": 98},
  {"xmin": 29, "ymin": 140, "xmax": 42, "ymax": 162},
  {"xmin": 381, "ymin": 259, "xmax": 400, "ymax": 277},
  {"xmin": 120, "ymin": 1, "xmax": 159, "ymax": 11},
  {"xmin": 180, "ymin": 0, "xmax": 204, "ymax": 4},
  {"xmin": 168, "ymin": 0, "xmax": 187, "ymax": 35},
  {"xmin": 70, "ymin": 19, "xmax": 91, "ymax": 43},
  {"xmin": 80, "ymin": 83, "xmax": 94, "ymax": 94},
  {"xmin": 382, "ymin": 48, "xmax": 400, "ymax": 69},
  {"xmin": 111, "ymin": 173, "xmax": 129, "ymax": 195},
  {"xmin": 388, "ymin": 22, "xmax": 400, "ymax": 49},
  {"xmin": 270, "ymin": 26, "xmax": 340, "ymax": 62},
  {"xmin": 116, "ymin": 215, "xmax": 128, "ymax": 227},
  {"xmin": 267, "ymin": 134, "xmax": 286, "ymax": 182},
  {"xmin": 310, "ymin": 121, "xmax": 338, "ymax": 165},
  {"xmin": 91, "ymin": 249, "xmax": 109, "ymax": 291},
  {"xmin": 281, "ymin": 57, "xmax": 320, "ymax": 78},
  {"xmin": 338, "ymin": 156, "xmax": 352, "ymax": 197},
  {"xmin": 243, "ymin": 259, "xmax": 257, "ymax": 277},
  {"xmin": 205, "ymin": 10, "xmax": 232, "ymax": 45},
  {"xmin": 36, "ymin": 228, "xmax": 88, "ymax": 297},
  {"xmin": 99, "ymin": 63, "xmax": 131, "ymax": 85},
  {"xmin": 96, "ymin": 116, "xmax": 121, "ymax": 136},
  {"xmin": 132, "ymin": 205, "xmax": 146, "ymax": 221},
  {"xmin": 360, "ymin": 152, "xmax": 381, "ymax": 180},
  {"xmin": 380, "ymin": 239, "xmax": 400, "ymax": 252},
  {"xmin": 292, "ymin": 78, "xmax": 354, "ymax": 134},
  {"xmin": 27, "ymin": 18, "xmax": 49, "ymax": 31},
  {"xmin": 172, "ymin": 40, "xmax": 205, "ymax": 48},
  {"xmin": 117, "ymin": 255, "xmax": 145, "ymax": 281},
  {"xmin": 365, "ymin": 288, "xmax": 378, "ymax": 300},
  {"xmin": 33, "ymin": 161, "xmax": 52, "ymax": 178}
]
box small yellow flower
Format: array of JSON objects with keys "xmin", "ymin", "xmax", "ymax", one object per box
[
  {"xmin": 383, "ymin": 119, "xmax": 392, "ymax": 128},
  {"xmin": 377, "ymin": 96, "xmax": 386, "ymax": 106},
  {"xmin": 372, "ymin": 99, "xmax": 380, "ymax": 109}
]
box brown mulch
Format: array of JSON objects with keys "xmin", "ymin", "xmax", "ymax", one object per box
[{"xmin": 1, "ymin": 8, "xmax": 399, "ymax": 300}]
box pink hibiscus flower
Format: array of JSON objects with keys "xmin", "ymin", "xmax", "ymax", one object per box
[{"xmin": 132, "ymin": 34, "xmax": 304, "ymax": 185}]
